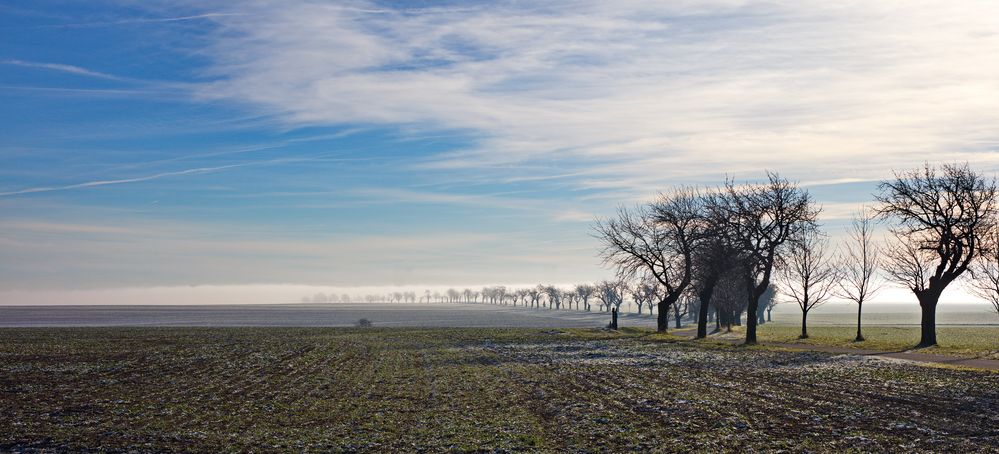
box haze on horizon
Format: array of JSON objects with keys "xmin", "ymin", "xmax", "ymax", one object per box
[{"xmin": 3, "ymin": 1, "xmax": 999, "ymax": 305}]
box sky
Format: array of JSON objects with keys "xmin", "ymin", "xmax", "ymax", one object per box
[{"xmin": 2, "ymin": 1, "xmax": 999, "ymax": 305}]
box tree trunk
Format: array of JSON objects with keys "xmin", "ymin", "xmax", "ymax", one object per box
[
  {"xmin": 745, "ymin": 296, "xmax": 759, "ymax": 344},
  {"xmin": 916, "ymin": 291, "xmax": 939, "ymax": 347},
  {"xmin": 799, "ymin": 309, "xmax": 808, "ymax": 339},
  {"xmin": 855, "ymin": 301, "xmax": 864, "ymax": 342},
  {"xmin": 673, "ymin": 304, "xmax": 681, "ymax": 328},
  {"xmin": 697, "ymin": 300, "xmax": 710, "ymax": 339},
  {"xmin": 657, "ymin": 301, "xmax": 669, "ymax": 332},
  {"xmin": 697, "ymin": 285, "xmax": 714, "ymax": 339},
  {"xmin": 611, "ymin": 308, "xmax": 618, "ymax": 330}
]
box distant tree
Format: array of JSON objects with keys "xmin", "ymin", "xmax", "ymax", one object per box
[
  {"xmin": 970, "ymin": 228, "xmax": 999, "ymax": 321},
  {"xmin": 596, "ymin": 188, "xmax": 707, "ymax": 331},
  {"xmin": 575, "ymin": 284, "xmax": 596, "ymax": 311},
  {"xmin": 630, "ymin": 278, "xmax": 658, "ymax": 315},
  {"xmin": 708, "ymin": 172, "xmax": 819, "ymax": 344},
  {"xmin": 341, "ymin": 294, "xmax": 352, "ymax": 304},
  {"xmin": 541, "ymin": 286, "xmax": 561, "ymax": 310},
  {"xmin": 760, "ymin": 284, "xmax": 777, "ymax": 323},
  {"xmin": 432, "ymin": 291, "xmax": 442, "ymax": 303},
  {"xmin": 672, "ymin": 289, "xmax": 692, "ymax": 328},
  {"xmin": 527, "ymin": 287, "xmax": 543, "ymax": 308},
  {"xmin": 328, "ymin": 293, "xmax": 341, "ymax": 304},
  {"xmin": 596, "ymin": 280, "xmax": 626, "ymax": 313},
  {"xmin": 836, "ymin": 209, "xmax": 882, "ymax": 341},
  {"xmin": 877, "ymin": 163, "xmax": 996, "ymax": 347},
  {"xmin": 779, "ymin": 230, "xmax": 839, "ymax": 339},
  {"xmin": 561, "ymin": 289, "xmax": 578, "ymax": 310}
]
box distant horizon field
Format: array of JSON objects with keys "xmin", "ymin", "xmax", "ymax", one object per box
[{"xmin": 0, "ymin": 301, "xmax": 995, "ymax": 327}]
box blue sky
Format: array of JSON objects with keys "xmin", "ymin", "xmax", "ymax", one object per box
[{"xmin": 2, "ymin": 1, "xmax": 999, "ymax": 303}]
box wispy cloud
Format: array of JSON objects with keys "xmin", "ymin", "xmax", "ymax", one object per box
[
  {"xmin": 194, "ymin": 0, "xmax": 999, "ymax": 193},
  {"xmin": 2, "ymin": 59, "xmax": 126, "ymax": 81}
]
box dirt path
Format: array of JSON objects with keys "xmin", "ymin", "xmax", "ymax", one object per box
[{"xmin": 669, "ymin": 327, "xmax": 999, "ymax": 371}]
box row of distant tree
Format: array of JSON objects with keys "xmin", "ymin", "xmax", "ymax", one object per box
[
  {"xmin": 595, "ymin": 162, "xmax": 999, "ymax": 347},
  {"xmin": 301, "ymin": 279, "xmax": 779, "ymax": 333}
]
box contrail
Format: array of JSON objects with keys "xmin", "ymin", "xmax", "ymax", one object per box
[
  {"xmin": 34, "ymin": 13, "xmax": 245, "ymax": 29},
  {"xmin": 0, "ymin": 163, "xmax": 249, "ymax": 197},
  {"xmin": 2, "ymin": 60, "xmax": 125, "ymax": 81}
]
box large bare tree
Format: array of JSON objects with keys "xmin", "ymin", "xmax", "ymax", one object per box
[
  {"xmin": 877, "ymin": 163, "xmax": 996, "ymax": 347},
  {"xmin": 709, "ymin": 172, "xmax": 819, "ymax": 344},
  {"xmin": 836, "ymin": 209, "xmax": 882, "ymax": 341},
  {"xmin": 779, "ymin": 231, "xmax": 839, "ymax": 339},
  {"xmin": 969, "ymin": 228, "xmax": 999, "ymax": 321},
  {"xmin": 596, "ymin": 188, "xmax": 707, "ymax": 332}
]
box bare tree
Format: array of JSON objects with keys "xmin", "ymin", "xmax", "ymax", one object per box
[
  {"xmin": 779, "ymin": 231, "xmax": 839, "ymax": 339},
  {"xmin": 596, "ymin": 280, "xmax": 626, "ymax": 314},
  {"xmin": 970, "ymin": 228, "xmax": 999, "ymax": 321},
  {"xmin": 709, "ymin": 172, "xmax": 819, "ymax": 345},
  {"xmin": 525, "ymin": 287, "xmax": 542, "ymax": 308},
  {"xmin": 541, "ymin": 285, "xmax": 561, "ymax": 310},
  {"xmin": 760, "ymin": 284, "xmax": 776, "ymax": 323},
  {"xmin": 574, "ymin": 284, "xmax": 595, "ymax": 311},
  {"xmin": 596, "ymin": 188, "xmax": 707, "ymax": 332},
  {"xmin": 630, "ymin": 278, "xmax": 658, "ymax": 315},
  {"xmin": 877, "ymin": 163, "xmax": 996, "ymax": 347},
  {"xmin": 712, "ymin": 269, "xmax": 747, "ymax": 332},
  {"xmin": 691, "ymin": 236, "xmax": 742, "ymax": 338},
  {"xmin": 560, "ymin": 289, "xmax": 578, "ymax": 310},
  {"xmin": 837, "ymin": 209, "xmax": 882, "ymax": 341}
]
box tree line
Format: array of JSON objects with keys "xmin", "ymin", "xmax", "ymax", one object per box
[
  {"xmin": 596, "ymin": 162, "xmax": 999, "ymax": 347},
  {"xmin": 301, "ymin": 279, "xmax": 780, "ymax": 333},
  {"xmin": 299, "ymin": 163, "xmax": 999, "ymax": 348}
]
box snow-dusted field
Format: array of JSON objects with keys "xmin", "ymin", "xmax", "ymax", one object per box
[{"xmin": 0, "ymin": 303, "xmax": 659, "ymax": 328}]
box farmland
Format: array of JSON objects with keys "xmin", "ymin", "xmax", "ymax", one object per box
[{"xmin": 2, "ymin": 327, "xmax": 997, "ymax": 452}]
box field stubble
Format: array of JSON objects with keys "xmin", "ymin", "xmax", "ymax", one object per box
[{"xmin": 0, "ymin": 327, "xmax": 997, "ymax": 452}]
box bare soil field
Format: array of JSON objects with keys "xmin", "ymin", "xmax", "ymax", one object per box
[{"xmin": 1, "ymin": 327, "xmax": 997, "ymax": 452}]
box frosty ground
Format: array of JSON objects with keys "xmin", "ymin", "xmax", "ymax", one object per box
[{"xmin": 1, "ymin": 327, "xmax": 997, "ymax": 452}]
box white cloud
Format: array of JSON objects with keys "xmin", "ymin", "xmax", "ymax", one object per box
[{"xmin": 194, "ymin": 0, "xmax": 999, "ymax": 193}]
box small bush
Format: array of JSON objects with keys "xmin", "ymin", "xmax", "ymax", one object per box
[{"xmin": 357, "ymin": 318, "xmax": 373, "ymax": 328}]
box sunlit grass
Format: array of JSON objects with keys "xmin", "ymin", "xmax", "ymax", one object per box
[{"xmin": 755, "ymin": 324, "xmax": 999, "ymax": 359}]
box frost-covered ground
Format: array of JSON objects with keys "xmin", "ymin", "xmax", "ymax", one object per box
[{"xmin": 1, "ymin": 327, "xmax": 996, "ymax": 452}]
